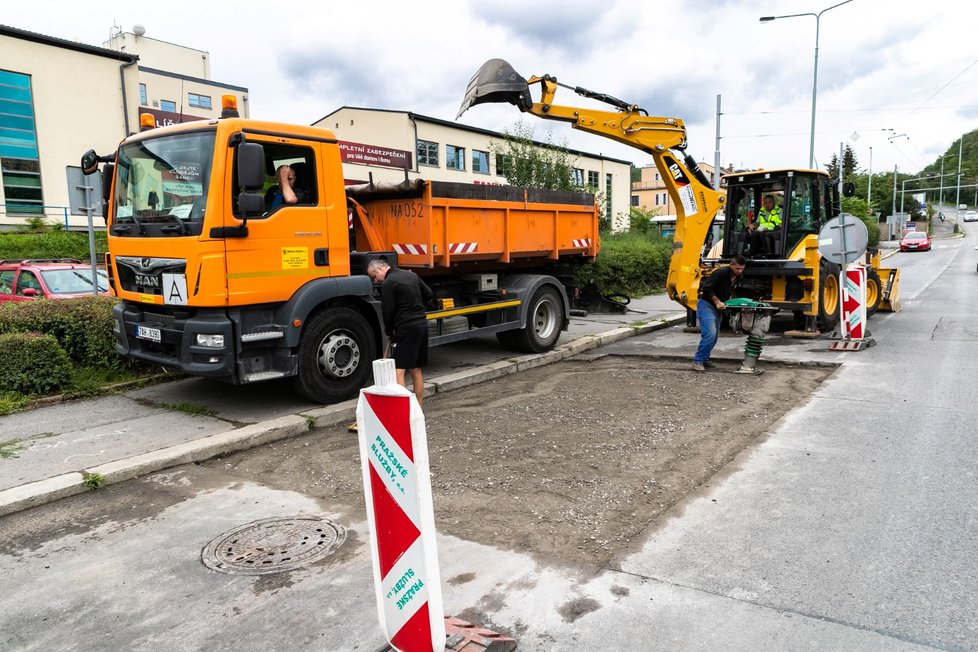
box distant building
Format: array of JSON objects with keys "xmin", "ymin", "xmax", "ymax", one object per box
[
  {"xmin": 315, "ymin": 107, "xmax": 634, "ymax": 231},
  {"xmin": 631, "ymin": 161, "xmax": 733, "ymax": 216},
  {"xmin": 0, "ymin": 24, "xmax": 248, "ymax": 230}
]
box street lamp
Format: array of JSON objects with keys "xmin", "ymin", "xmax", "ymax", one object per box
[
  {"xmin": 900, "ymin": 174, "xmax": 943, "ymax": 217},
  {"xmin": 760, "ymin": 0, "xmax": 854, "ymax": 169}
]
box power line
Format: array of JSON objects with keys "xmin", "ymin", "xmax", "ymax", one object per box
[{"xmin": 909, "ymin": 58, "xmax": 978, "ymax": 116}]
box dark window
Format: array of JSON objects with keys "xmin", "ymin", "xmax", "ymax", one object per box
[
  {"xmin": 160, "ymin": 99, "xmax": 177, "ymax": 113},
  {"xmin": 16, "ymin": 270, "xmax": 41, "ymax": 294},
  {"xmin": 495, "ymin": 153, "xmax": 513, "ymax": 178},
  {"xmin": 446, "ymin": 145, "xmax": 465, "ymax": 171},
  {"xmin": 0, "ymin": 70, "xmax": 42, "ymax": 214},
  {"xmin": 417, "ymin": 140, "xmax": 438, "ymax": 166},
  {"xmin": 472, "ymin": 150, "xmax": 489, "ymax": 174},
  {"xmin": 587, "ymin": 170, "xmax": 599, "ymax": 187},
  {"xmin": 605, "ymin": 173, "xmax": 613, "ymax": 219},
  {"xmin": 232, "ymin": 142, "xmax": 317, "ymax": 218},
  {"xmin": 0, "ymin": 269, "xmax": 14, "ymax": 295}
]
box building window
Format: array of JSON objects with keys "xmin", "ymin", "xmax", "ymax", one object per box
[
  {"xmin": 188, "ymin": 93, "xmax": 212, "ymax": 109},
  {"xmin": 630, "ymin": 195, "xmax": 639, "ymax": 206},
  {"xmin": 417, "ymin": 139, "xmax": 438, "ymax": 166},
  {"xmin": 605, "ymin": 173, "xmax": 613, "ymax": 219},
  {"xmin": 0, "ymin": 70, "xmax": 42, "ymax": 214},
  {"xmin": 573, "ymin": 168, "xmax": 585, "ymax": 186},
  {"xmin": 160, "ymin": 99, "xmax": 177, "ymax": 113},
  {"xmin": 495, "ymin": 153, "xmax": 513, "ymax": 178},
  {"xmin": 446, "ymin": 145, "xmax": 465, "ymax": 171},
  {"xmin": 654, "ymin": 193, "xmax": 660, "ymax": 206},
  {"xmin": 139, "ymin": 83, "xmax": 147, "ymax": 106},
  {"xmin": 472, "ymin": 149, "xmax": 489, "ymax": 174},
  {"xmin": 587, "ymin": 170, "xmax": 599, "ymax": 188}
]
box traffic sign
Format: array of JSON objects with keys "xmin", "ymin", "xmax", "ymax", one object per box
[{"xmin": 818, "ymin": 213, "xmax": 868, "ymax": 265}]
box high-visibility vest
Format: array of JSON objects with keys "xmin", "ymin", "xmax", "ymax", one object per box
[{"xmin": 758, "ymin": 205, "xmax": 782, "ymax": 230}]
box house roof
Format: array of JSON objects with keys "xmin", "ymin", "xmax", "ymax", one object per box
[{"xmin": 0, "ymin": 24, "xmax": 138, "ymax": 62}]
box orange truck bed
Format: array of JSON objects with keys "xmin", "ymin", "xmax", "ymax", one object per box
[{"xmin": 347, "ymin": 179, "xmax": 600, "ymax": 270}]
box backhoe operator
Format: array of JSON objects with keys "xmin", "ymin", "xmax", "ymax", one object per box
[{"xmin": 747, "ymin": 195, "xmax": 782, "ymax": 256}]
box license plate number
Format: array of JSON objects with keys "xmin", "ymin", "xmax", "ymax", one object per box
[{"xmin": 136, "ymin": 325, "xmax": 162, "ymax": 342}]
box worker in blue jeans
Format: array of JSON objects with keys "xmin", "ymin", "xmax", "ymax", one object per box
[{"xmin": 693, "ymin": 255, "xmax": 746, "ymax": 372}]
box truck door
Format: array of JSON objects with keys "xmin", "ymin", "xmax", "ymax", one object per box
[{"xmin": 224, "ymin": 136, "xmax": 331, "ymax": 306}]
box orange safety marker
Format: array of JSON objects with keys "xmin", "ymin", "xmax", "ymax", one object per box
[
  {"xmin": 830, "ymin": 265, "xmax": 875, "ymax": 351},
  {"xmin": 356, "ymin": 359, "xmax": 445, "ymax": 652}
]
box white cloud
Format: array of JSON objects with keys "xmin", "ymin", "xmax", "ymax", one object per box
[{"xmin": 4, "ymin": 0, "xmax": 976, "ymax": 174}]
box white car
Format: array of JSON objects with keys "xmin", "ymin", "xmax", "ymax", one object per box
[{"xmin": 963, "ymin": 210, "xmax": 978, "ymax": 222}]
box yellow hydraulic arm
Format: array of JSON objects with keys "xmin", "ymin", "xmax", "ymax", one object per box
[{"xmin": 458, "ymin": 58, "xmax": 725, "ymax": 309}]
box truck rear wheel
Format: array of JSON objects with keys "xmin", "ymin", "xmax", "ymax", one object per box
[
  {"xmin": 507, "ymin": 285, "xmax": 564, "ymax": 353},
  {"xmin": 291, "ymin": 308, "xmax": 375, "ymax": 403},
  {"xmin": 816, "ymin": 260, "xmax": 841, "ymax": 332}
]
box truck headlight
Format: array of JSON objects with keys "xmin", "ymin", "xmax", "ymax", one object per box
[{"xmin": 195, "ymin": 334, "xmax": 225, "ymax": 348}]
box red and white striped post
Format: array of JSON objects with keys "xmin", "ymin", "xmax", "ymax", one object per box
[
  {"xmin": 840, "ymin": 265, "xmax": 866, "ymax": 340},
  {"xmin": 356, "ymin": 358, "xmax": 445, "ymax": 652}
]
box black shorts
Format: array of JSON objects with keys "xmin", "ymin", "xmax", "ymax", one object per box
[{"xmin": 391, "ymin": 321, "xmax": 428, "ymax": 370}]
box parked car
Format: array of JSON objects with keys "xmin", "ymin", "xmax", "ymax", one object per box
[
  {"xmin": 899, "ymin": 231, "xmax": 932, "ymax": 252},
  {"xmin": 963, "ymin": 210, "xmax": 978, "ymax": 222},
  {"xmin": 0, "ymin": 259, "xmax": 111, "ymax": 302}
]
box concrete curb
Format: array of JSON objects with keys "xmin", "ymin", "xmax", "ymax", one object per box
[{"xmin": 0, "ymin": 312, "xmax": 686, "ymax": 517}]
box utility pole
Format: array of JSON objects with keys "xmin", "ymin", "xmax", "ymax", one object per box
[
  {"xmin": 714, "ymin": 94, "xmax": 721, "ymax": 190},
  {"xmin": 939, "ymin": 155, "xmax": 944, "ymax": 206},
  {"xmin": 891, "ymin": 165, "xmax": 897, "ymax": 241},
  {"xmin": 956, "ymin": 137, "xmax": 963, "ymax": 217},
  {"xmin": 867, "ymin": 146, "xmax": 873, "ymax": 205}
]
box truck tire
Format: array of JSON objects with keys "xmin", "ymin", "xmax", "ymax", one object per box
[
  {"xmin": 816, "ymin": 260, "xmax": 841, "ymax": 332},
  {"xmin": 507, "ymin": 285, "xmax": 564, "ymax": 353},
  {"xmin": 865, "ymin": 267, "xmax": 882, "ymax": 317},
  {"xmin": 291, "ymin": 307, "xmax": 376, "ymax": 403}
]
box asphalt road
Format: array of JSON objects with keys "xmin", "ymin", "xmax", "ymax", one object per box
[{"xmin": 2, "ymin": 222, "xmax": 976, "ymax": 650}]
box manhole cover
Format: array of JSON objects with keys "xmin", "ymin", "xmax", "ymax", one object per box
[{"xmin": 201, "ymin": 517, "xmax": 346, "ymax": 575}]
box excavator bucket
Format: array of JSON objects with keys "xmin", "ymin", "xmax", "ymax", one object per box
[{"xmin": 457, "ymin": 58, "xmax": 533, "ymax": 118}]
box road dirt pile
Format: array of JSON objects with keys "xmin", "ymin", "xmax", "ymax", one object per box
[{"xmin": 213, "ymin": 355, "xmax": 833, "ymax": 569}]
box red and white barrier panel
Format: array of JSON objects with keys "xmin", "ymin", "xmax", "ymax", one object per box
[
  {"xmin": 571, "ymin": 238, "xmax": 592, "ymax": 248},
  {"xmin": 448, "ymin": 242, "xmax": 478, "ymax": 254},
  {"xmin": 356, "ymin": 359, "xmax": 445, "ymax": 652},
  {"xmin": 841, "ymin": 265, "xmax": 866, "ymax": 340}
]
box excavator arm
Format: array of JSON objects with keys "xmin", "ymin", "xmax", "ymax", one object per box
[{"xmin": 458, "ymin": 58, "xmax": 724, "ymax": 309}]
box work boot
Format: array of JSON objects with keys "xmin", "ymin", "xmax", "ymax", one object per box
[
  {"xmin": 703, "ymin": 361, "xmax": 717, "ymax": 369},
  {"xmin": 692, "ymin": 362, "xmax": 706, "ymax": 372}
]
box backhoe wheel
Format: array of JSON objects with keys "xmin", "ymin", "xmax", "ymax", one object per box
[
  {"xmin": 865, "ymin": 267, "xmax": 882, "ymax": 317},
  {"xmin": 508, "ymin": 286, "xmax": 564, "ymax": 353},
  {"xmin": 290, "ymin": 308, "xmax": 376, "ymax": 404},
  {"xmin": 816, "ymin": 260, "xmax": 841, "ymax": 332}
]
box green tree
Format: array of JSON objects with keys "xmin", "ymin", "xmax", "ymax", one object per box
[
  {"xmin": 490, "ymin": 120, "xmax": 583, "ymax": 192},
  {"xmin": 825, "ymin": 144, "xmax": 858, "ymax": 181}
]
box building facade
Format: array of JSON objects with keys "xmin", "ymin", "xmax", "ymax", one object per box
[
  {"xmin": 0, "ymin": 25, "xmax": 247, "ymax": 230},
  {"xmin": 631, "ymin": 161, "xmax": 732, "ymax": 217},
  {"xmin": 315, "ymin": 107, "xmax": 634, "ymax": 231}
]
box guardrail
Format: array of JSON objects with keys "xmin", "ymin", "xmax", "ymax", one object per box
[{"xmin": 0, "ymin": 204, "xmax": 74, "ymax": 230}]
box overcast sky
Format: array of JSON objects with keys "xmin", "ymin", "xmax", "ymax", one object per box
[{"xmin": 6, "ymin": 1, "xmax": 976, "ymax": 176}]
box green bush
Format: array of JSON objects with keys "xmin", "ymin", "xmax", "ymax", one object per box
[
  {"xmin": 0, "ymin": 332, "xmax": 73, "ymax": 395},
  {"xmin": 578, "ymin": 232, "xmax": 672, "ymax": 297},
  {"xmin": 0, "ymin": 230, "xmax": 107, "ymax": 262},
  {"xmin": 0, "ymin": 296, "xmax": 123, "ymax": 370}
]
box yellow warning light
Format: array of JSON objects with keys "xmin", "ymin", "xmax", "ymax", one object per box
[
  {"xmin": 221, "ymin": 95, "xmax": 239, "ymax": 118},
  {"xmin": 139, "ymin": 113, "xmax": 155, "ymax": 131}
]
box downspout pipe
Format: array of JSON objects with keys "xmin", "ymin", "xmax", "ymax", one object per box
[{"xmin": 119, "ymin": 55, "xmax": 139, "ymax": 137}]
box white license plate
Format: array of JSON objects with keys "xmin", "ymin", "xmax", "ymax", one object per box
[{"xmin": 136, "ymin": 325, "xmax": 162, "ymax": 342}]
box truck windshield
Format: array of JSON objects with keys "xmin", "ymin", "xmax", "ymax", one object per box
[{"xmin": 114, "ymin": 131, "xmax": 215, "ymax": 237}]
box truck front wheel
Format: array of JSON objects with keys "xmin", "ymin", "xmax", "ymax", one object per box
[
  {"xmin": 507, "ymin": 285, "xmax": 564, "ymax": 353},
  {"xmin": 291, "ymin": 308, "xmax": 376, "ymax": 403}
]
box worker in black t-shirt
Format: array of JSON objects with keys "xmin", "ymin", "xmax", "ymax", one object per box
[
  {"xmin": 693, "ymin": 255, "xmax": 746, "ymax": 372},
  {"xmin": 367, "ymin": 259, "xmax": 434, "ymax": 404}
]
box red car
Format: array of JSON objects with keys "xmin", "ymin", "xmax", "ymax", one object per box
[
  {"xmin": 899, "ymin": 231, "xmax": 931, "ymax": 252},
  {"xmin": 0, "ymin": 259, "xmax": 111, "ymax": 302}
]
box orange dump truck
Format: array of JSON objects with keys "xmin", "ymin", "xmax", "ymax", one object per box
[{"xmin": 81, "ymin": 100, "xmax": 599, "ymax": 403}]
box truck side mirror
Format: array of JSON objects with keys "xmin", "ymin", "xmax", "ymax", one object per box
[
  {"xmin": 236, "ymin": 142, "xmax": 265, "ymax": 190},
  {"xmin": 842, "ymin": 181, "xmax": 856, "ymax": 197},
  {"xmin": 81, "ymin": 149, "xmax": 100, "ymax": 175}
]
